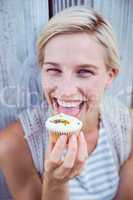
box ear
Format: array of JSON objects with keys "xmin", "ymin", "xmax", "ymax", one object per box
[{"xmin": 106, "ymin": 68, "xmax": 119, "ymax": 88}]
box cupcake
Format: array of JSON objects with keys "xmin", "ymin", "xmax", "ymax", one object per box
[{"xmin": 45, "ymin": 113, "xmax": 83, "ymax": 143}]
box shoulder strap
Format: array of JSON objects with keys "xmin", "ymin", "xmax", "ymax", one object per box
[{"xmin": 100, "ymin": 95, "xmax": 132, "ymax": 167}]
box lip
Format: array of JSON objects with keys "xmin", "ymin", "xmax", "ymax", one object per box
[{"xmin": 52, "ymin": 97, "xmax": 85, "ymax": 117}]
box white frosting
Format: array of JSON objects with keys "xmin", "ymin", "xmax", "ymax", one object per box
[{"xmin": 45, "ymin": 113, "xmax": 83, "ymax": 134}]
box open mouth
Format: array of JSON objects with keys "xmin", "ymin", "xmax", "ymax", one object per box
[{"xmin": 52, "ymin": 97, "xmax": 86, "ymax": 117}]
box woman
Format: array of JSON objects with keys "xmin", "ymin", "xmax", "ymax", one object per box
[{"xmin": 0, "ymin": 6, "xmax": 132, "ymax": 200}]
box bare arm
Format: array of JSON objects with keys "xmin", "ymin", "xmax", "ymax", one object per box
[
  {"xmin": 114, "ymin": 109, "xmax": 133, "ymax": 200},
  {"xmin": 0, "ymin": 120, "xmax": 42, "ymax": 200},
  {"xmin": 42, "ymin": 177, "xmax": 69, "ymax": 200},
  {"xmin": 114, "ymin": 155, "xmax": 133, "ymax": 200}
]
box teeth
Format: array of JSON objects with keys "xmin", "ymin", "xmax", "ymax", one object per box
[{"xmin": 57, "ymin": 99, "xmax": 82, "ymax": 108}]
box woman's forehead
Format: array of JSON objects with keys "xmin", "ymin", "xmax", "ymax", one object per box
[{"xmin": 44, "ymin": 33, "xmax": 106, "ymax": 68}]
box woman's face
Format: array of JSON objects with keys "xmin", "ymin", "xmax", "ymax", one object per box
[{"xmin": 42, "ymin": 33, "xmax": 116, "ymax": 122}]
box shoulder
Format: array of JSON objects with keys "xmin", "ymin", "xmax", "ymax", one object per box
[
  {"xmin": 101, "ymin": 96, "xmax": 132, "ymax": 164},
  {"xmin": 0, "ymin": 120, "xmax": 32, "ymax": 168},
  {"xmin": 101, "ymin": 95, "xmax": 131, "ymax": 132},
  {"xmin": 0, "ymin": 120, "xmax": 42, "ymax": 199},
  {"xmin": 101, "ymin": 95, "xmax": 129, "ymax": 121},
  {"xmin": 129, "ymin": 109, "xmax": 133, "ymax": 157},
  {"xmin": 0, "ymin": 120, "xmax": 24, "ymax": 160},
  {"xmin": 114, "ymin": 109, "xmax": 133, "ymax": 200},
  {"xmin": 18, "ymin": 102, "xmax": 49, "ymax": 137}
]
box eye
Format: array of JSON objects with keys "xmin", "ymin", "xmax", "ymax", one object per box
[
  {"xmin": 77, "ymin": 69, "xmax": 95, "ymax": 78},
  {"xmin": 46, "ymin": 68, "xmax": 62, "ymax": 75}
]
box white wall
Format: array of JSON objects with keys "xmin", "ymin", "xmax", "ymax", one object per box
[{"xmin": 0, "ymin": 0, "xmax": 49, "ymax": 129}]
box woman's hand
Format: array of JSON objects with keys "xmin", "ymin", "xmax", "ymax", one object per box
[{"xmin": 44, "ymin": 131, "xmax": 88, "ymax": 185}]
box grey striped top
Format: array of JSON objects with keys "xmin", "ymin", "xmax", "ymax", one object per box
[{"xmin": 68, "ymin": 126, "xmax": 119, "ymax": 200}]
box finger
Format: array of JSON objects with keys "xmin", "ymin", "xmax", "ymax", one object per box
[
  {"xmin": 77, "ymin": 131, "xmax": 88, "ymax": 162},
  {"xmin": 69, "ymin": 162, "xmax": 86, "ymax": 179},
  {"xmin": 54, "ymin": 134, "xmax": 77, "ymax": 179},
  {"xmin": 69, "ymin": 131, "xmax": 88, "ymax": 176},
  {"xmin": 49, "ymin": 133, "xmax": 57, "ymax": 146},
  {"xmin": 50, "ymin": 135, "xmax": 67, "ymax": 162},
  {"xmin": 45, "ymin": 134, "xmax": 55, "ymax": 158},
  {"xmin": 63, "ymin": 134, "xmax": 78, "ymax": 168},
  {"xmin": 45, "ymin": 135, "xmax": 67, "ymax": 171},
  {"xmin": 46, "ymin": 141, "xmax": 54, "ymax": 155}
]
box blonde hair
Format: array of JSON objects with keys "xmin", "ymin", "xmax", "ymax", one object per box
[{"xmin": 37, "ymin": 6, "xmax": 120, "ymax": 70}]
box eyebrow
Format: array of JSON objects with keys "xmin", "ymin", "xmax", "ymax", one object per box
[
  {"xmin": 43, "ymin": 62, "xmax": 60, "ymax": 67},
  {"xmin": 43, "ymin": 62, "xmax": 99, "ymax": 70}
]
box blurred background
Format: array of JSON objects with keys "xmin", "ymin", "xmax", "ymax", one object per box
[{"xmin": 0, "ymin": 0, "xmax": 133, "ymax": 199}]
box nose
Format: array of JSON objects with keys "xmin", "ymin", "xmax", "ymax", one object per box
[{"xmin": 59, "ymin": 76, "xmax": 78, "ymax": 99}]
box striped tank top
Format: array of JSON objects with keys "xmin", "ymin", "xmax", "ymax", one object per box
[
  {"xmin": 18, "ymin": 96, "xmax": 131, "ymax": 200},
  {"xmin": 68, "ymin": 126, "xmax": 119, "ymax": 200}
]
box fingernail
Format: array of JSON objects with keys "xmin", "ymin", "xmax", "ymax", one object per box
[
  {"xmin": 80, "ymin": 131, "xmax": 84, "ymax": 138},
  {"xmin": 71, "ymin": 135, "xmax": 76, "ymax": 143},
  {"xmin": 60, "ymin": 135, "xmax": 67, "ymax": 142}
]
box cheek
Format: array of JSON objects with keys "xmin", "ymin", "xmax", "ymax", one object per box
[
  {"xmin": 41, "ymin": 83, "xmax": 53, "ymax": 106},
  {"xmin": 42, "ymin": 75, "xmax": 55, "ymax": 92},
  {"xmin": 41, "ymin": 77, "xmax": 51, "ymax": 101},
  {"xmin": 83, "ymin": 77, "xmax": 106, "ymax": 101}
]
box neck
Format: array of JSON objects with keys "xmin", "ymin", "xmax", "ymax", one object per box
[{"xmin": 82, "ymin": 107, "xmax": 101, "ymax": 135}]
